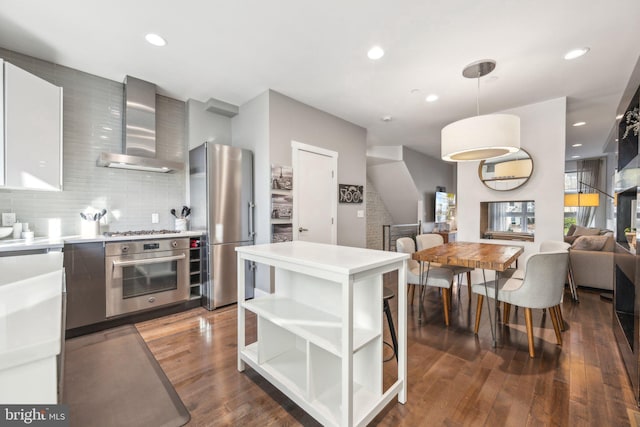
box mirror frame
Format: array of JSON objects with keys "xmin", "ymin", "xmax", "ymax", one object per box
[{"xmin": 478, "ymin": 149, "xmax": 533, "ymax": 191}]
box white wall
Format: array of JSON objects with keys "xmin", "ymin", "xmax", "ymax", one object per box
[
  {"xmin": 232, "ymin": 91, "xmax": 270, "ymax": 293},
  {"xmin": 457, "ymin": 97, "xmax": 567, "ymax": 273},
  {"xmin": 268, "ymin": 90, "xmax": 367, "ymax": 248},
  {"xmin": 186, "ymin": 99, "xmax": 232, "ymax": 150}
]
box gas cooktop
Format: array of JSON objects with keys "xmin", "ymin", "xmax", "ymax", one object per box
[{"xmin": 103, "ymin": 229, "xmax": 179, "ymax": 237}]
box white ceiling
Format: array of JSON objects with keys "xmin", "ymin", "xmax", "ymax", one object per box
[{"xmin": 1, "ymin": 0, "xmax": 639, "ymax": 160}]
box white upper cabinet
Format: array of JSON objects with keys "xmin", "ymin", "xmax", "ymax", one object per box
[{"xmin": 2, "ymin": 59, "xmax": 63, "ymax": 191}]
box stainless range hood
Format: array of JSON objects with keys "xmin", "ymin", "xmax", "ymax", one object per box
[{"xmin": 97, "ymin": 76, "xmax": 183, "ymax": 173}]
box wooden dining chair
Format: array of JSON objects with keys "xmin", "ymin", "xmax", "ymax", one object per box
[
  {"xmin": 396, "ymin": 237, "xmax": 454, "ymax": 325},
  {"xmin": 415, "ymin": 234, "xmax": 474, "ymax": 304},
  {"xmin": 472, "ymin": 250, "xmax": 569, "ymax": 357}
]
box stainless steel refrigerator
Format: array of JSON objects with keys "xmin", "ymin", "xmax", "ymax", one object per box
[{"xmin": 189, "ymin": 142, "xmax": 254, "ymax": 310}]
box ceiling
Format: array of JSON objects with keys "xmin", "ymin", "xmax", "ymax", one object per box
[{"xmin": 1, "ymin": 0, "xmax": 639, "ymax": 161}]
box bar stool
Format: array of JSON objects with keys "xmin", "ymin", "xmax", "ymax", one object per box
[{"xmin": 383, "ymin": 287, "xmax": 398, "ymax": 362}]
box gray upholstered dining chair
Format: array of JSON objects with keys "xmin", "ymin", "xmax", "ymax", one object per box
[
  {"xmin": 472, "ymin": 250, "xmax": 569, "ymax": 357},
  {"xmin": 396, "ymin": 237, "xmax": 454, "ymax": 325},
  {"xmin": 415, "ymin": 234, "xmax": 474, "ymax": 304},
  {"xmin": 501, "ymin": 240, "xmax": 571, "ymax": 328}
]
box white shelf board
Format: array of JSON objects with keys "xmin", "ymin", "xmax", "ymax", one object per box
[
  {"xmin": 242, "ymin": 343, "xmax": 307, "ymax": 394},
  {"xmin": 241, "ymin": 344, "xmax": 334, "ymax": 426},
  {"xmin": 312, "ymin": 380, "xmax": 380, "ymax": 427},
  {"xmin": 243, "ymin": 295, "xmax": 379, "ymax": 356}
]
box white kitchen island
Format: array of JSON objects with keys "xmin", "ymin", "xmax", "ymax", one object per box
[{"xmin": 236, "ymin": 241, "xmax": 408, "ymax": 427}]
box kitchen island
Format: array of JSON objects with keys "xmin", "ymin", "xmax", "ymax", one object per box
[
  {"xmin": 0, "ymin": 252, "xmax": 65, "ymax": 403},
  {"xmin": 236, "ymin": 241, "xmax": 408, "ymax": 427}
]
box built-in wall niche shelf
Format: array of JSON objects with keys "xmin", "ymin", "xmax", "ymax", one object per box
[
  {"xmin": 270, "ymin": 165, "xmax": 293, "ymax": 243},
  {"xmin": 236, "ymin": 241, "xmax": 409, "ymax": 426},
  {"xmin": 479, "ymin": 200, "xmax": 535, "ymax": 242}
]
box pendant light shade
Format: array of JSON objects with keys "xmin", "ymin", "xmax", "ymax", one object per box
[
  {"xmin": 441, "ymin": 59, "xmax": 521, "ymax": 162},
  {"xmin": 441, "ymin": 114, "xmax": 521, "ymax": 161},
  {"xmin": 563, "ymin": 193, "xmax": 599, "ymax": 207}
]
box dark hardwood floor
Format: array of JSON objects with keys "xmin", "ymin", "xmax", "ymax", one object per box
[{"xmin": 136, "ymin": 280, "xmax": 638, "ymax": 426}]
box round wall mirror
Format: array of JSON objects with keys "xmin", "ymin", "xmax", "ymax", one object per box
[{"xmin": 478, "ymin": 149, "xmax": 533, "ymax": 191}]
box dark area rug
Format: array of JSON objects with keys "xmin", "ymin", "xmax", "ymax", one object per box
[{"xmin": 62, "ymin": 325, "xmax": 190, "ymax": 427}]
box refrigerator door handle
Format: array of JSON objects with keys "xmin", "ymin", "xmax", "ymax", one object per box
[{"xmin": 248, "ymin": 202, "xmax": 255, "ymax": 238}]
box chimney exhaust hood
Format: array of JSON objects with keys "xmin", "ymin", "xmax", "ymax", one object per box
[{"xmin": 97, "ymin": 76, "xmax": 183, "ymax": 173}]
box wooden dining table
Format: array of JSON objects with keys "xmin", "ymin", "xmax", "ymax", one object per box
[{"xmin": 412, "ymin": 241, "xmax": 524, "ymax": 347}]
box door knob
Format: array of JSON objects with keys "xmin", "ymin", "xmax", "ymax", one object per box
[{"xmin": 298, "ymin": 227, "xmax": 309, "ymax": 232}]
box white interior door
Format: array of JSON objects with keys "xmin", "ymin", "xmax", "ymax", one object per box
[{"xmin": 292, "ymin": 141, "xmax": 338, "ymax": 244}]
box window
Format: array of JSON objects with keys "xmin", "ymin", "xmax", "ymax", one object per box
[
  {"xmin": 480, "ymin": 200, "xmax": 535, "ymax": 241},
  {"xmin": 564, "ymin": 171, "xmax": 578, "ymax": 233}
]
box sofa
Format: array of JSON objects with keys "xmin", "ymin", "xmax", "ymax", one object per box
[{"xmin": 564, "ymin": 225, "xmax": 614, "ymax": 290}]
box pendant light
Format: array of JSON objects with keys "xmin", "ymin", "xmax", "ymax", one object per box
[{"xmin": 441, "ymin": 60, "xmax": 520, "ymax": 162}]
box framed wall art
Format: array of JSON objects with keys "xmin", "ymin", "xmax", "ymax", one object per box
[
  {"xmin": 271, "ymin": 165, "xmax": 293, "ymax": 191},
  {"xmin": 271, "ymin": 193, "xmax": 293, "ymax": 219},
  {"xmin": 338, "ymin": 184, "xmax": 363, "ymax": 204},
  {"xmin": 271, "ymin": 223, "xmax": 293, "ymax": 243}
]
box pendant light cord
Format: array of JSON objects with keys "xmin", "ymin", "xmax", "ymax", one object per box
[{"xmin": 476, "ymin": 71, "xmax": 481, "ymax": 116}]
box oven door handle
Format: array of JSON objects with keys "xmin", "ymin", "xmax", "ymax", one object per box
[{"xmin": 112, "ymin": 253, "xmax": 186, "ymax": 268}]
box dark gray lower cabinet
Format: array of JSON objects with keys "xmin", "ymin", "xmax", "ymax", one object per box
[{"xmin": 63, "ymin": 242, "xmax": 106, "ymax": 330}]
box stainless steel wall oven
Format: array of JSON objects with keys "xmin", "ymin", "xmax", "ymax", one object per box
[{"xmin": 105, "ymin": 238, "xmax": 190, "ymax": 317}]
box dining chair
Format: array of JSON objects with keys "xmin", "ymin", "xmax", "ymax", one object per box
[
  {"xmin": 540, "ymin": 240, "xmax": 571, "ymax": 329},
  {"xmin": 472, "ymin": 250, "xmax": 569, "ymax": 357},
  {"xmin": 396, "ymin": 237, "xmax": 454, "ymax": 325},
  {"xmin": 501, "ymin": 240, "xmax": 570, "ymax": 328},
  {"xmin": 415, "ymin": 234, "xmax": 474, "ymax": 304}
]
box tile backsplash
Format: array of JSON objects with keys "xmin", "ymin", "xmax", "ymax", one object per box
[{"xmin": 0, "ymin": 47, "xmax": 187, "ymax": 237}]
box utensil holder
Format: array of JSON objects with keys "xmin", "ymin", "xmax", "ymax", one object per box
[
  {"xmin": 81, "ymin": 220, "xmax": 100, "ymax": 238},
  {"xmin": 175, "ymin": 218, "xmax": 188, "ymax": 232},
  {"xmin": 12, "ymin": 223, "xmax": 22, "ymax": 239}
]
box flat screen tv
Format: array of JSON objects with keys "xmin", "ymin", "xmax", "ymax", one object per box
[{"xmin": 435, "ymin": 192, "xmax": 456, "ymax": 224}]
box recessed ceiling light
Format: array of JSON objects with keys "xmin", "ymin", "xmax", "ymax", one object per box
[
  {"xmin": 572, "ymin": 143, "xmax": 582, "ymax": 147},
  {"xmin": 571, "ymin": 155, "xmax": 581, "ymax": 158},
  {"xmin": 381, "ymin": 115, "xmax": 392, "ymax": 122},
  {"xmin": 367, "ymin": 46, "xmax": 384, "ymax": 60},
  {"xmin": 145, "ymin": 33, "xmax": 167, "ymax": 47},
  {"xmin": 616, "ymin": 138, "xmax": 619, "ymax": 142},
  {"xmin": 564, "ymin": 47, "xmax": 589, "ymax": 60},
  {"xmin": 425, "ymin": 94, "xmax": 439, "ymax": 102},
  {"xmin": 572, "ymin": 121, "xmax": 586, "ymax": 127},
  {"xmin": 616, "ymin": 114, "xmax": 624, "ymax": 120},
  {"xmin": 410, "ymin": 88, "xmax": 421, "ymax": 94}
]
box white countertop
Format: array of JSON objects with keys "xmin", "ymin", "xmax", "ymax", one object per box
[
  {"xmin": 236, "ymin": 240, "xmax": 409, "ymax": 275},
  {"xmin": 0, "ymin": 230, "xmax": 206, "ymax": 253}
]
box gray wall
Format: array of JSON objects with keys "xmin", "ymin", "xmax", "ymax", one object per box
[
  {"xmin": 401, "ymin": 146, "xmax": 455, "ymax": 225},
  {"xmin": 232, "ymin": 89, "xmax": 367, "ymax": 293},
  {"xmin": 0, "ymin": 48, "xmax": 187, "ymax": 237},
  {"xmin": 268, "ymin": 90, "xmax": 367, "ymax": 248}
]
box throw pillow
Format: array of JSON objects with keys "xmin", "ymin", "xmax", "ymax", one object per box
[
  {"xmin": 566, "ymin": 224, "xmax": 576, "ymax": 237},
  {"xmin": 571, "ymin": 235, "xmax": 609, "ymax": 251},
  {"xmin": 573, "ymin": 225, "xmax": 601, "ymax": 237},
  {"xmin": 564, "ymin": 235, "xmax": 579, "ymax": 244}
]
